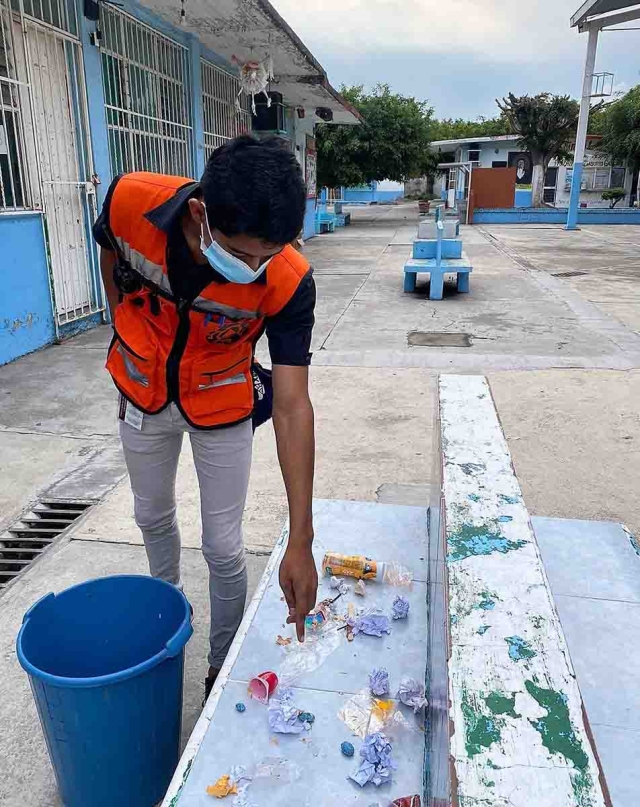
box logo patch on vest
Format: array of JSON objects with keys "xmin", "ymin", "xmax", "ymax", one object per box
[{"xmin": 204, "ymin": 314, "xmax": 253, "ymax": 345}]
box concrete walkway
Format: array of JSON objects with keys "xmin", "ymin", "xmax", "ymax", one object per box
[{"xmin": 1, "ymin": 203, "xmax": 639, "ymax": 805}]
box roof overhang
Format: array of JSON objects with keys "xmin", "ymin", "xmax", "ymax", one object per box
[
  {"xmin": 134, "ymin": 0, "xmax": 361, "ymax": 124},
  {"xmin": 431, "ymin": 135, "xmax": 520, "ymax": 151},
  {"xmin": 571, "ymin": 0, "xmax": 640, "ymax": 28}
]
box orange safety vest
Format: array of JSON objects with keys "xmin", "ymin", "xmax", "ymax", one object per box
[{"xmin": 106, "ymin": 172, "xmax": 310, "ymax": 429}]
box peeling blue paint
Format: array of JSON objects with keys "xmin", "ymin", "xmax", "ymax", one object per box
[
  {"xmin": 497, "ymin": 515, "xmax": 513, "ymax": 523},
  {"xmin": 477, "ymin": 625, "xmax": 491, "ymax": 635},
  {"xmin": 498, "ymin": 494, "xmax": 520, "ymax": 505},
  {"xmin": 448, "ymin": 522, "xmax": 527, "ymax": 562},
  {"xmin": 468, "ymin": 494, "xmax": 481, "ymax": 503},
  {"xmin": 505, "ymin": 636, "xmax": 537, "ymax": 662}
]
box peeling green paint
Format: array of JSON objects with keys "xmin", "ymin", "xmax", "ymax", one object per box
[
  {"xmin": 468, "ymin": 493, "xmax": 481, "ymax": 502},
  {"xmin": 571, "ymin": 768, "xmax": 597, "ymax": 807},
  {"xmin": 485, "ymin": 692, "xmax": 520, "ymax": 719},
  {"xmin": 486, "ymin": 759, "xmax": 501, "ymax": 770},
  {"xmin": 505, "ymin": 636, "xmax": 537, "ymax": 662},
  {"xmin": 461, "ymin": 689, "xmax": 503, "ymax": 758},
  {"xmin": 477, "ymin": 624, "xmax": 491, "ymax": 635},
  {"xmin": 167, "ymin": 758, "xmax": 193, "ymax": 807},
  {"xmin": 477, "ymin": 591, "xmax": 497, "ymax": 611},
  {"xmin": 498, "ymin": 494, "xmax": 520, "ymax": 505},
  {"xmin": 525, "ymin": 680, "xmax": 589, "ymax": 771},
  {"xmin": 448, "ymin": 522, "xmax": 527, "ymax": 562}
]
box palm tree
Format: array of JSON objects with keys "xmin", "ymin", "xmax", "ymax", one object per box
[{"xmin": 497, "ymin": 93, "xmax": 580, "ymax": 207}]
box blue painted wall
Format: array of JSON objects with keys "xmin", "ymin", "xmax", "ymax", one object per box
[
  {"xmin": 342, "ymin": 182, "xmax": 404, "ymax": 203},
  {"xmin": 514, "ymin": 189, "xmax": 533, "ymax": 207},
  {"xmin": 0, "ymin": 214, "xmax": 55, "ymax": 366},
  {"xmin": 303, "ymin": 198, "xmax": 316, "ymax": 241},
  {"xmin": 473, "ymin": 207, "xmax": 640, "ymax": 225}
]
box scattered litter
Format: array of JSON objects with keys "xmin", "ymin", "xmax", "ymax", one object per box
[
  {"xmin": 206, "ymin": 774, "xmax": 238, "ymax": 798},
  {"xmin": 254, "ymin": 758, "xmax": 302, "ymax": 784},
  {"xmin": 329, "ymin": 576, "xmax": 349, "ymax": 595},
  {"xmin": 355, "ymin": 579, "xmax": 367, "ymax": 597},
  {"xmin": 341, "ymin": 741, "xmax": 355, "ymax": 757},
  {"xmin": 397, "ymin": 677, "xmax": 428, "ymax": 713},
  {"xmin": 275, "ymin": 635, "xmax": 291, "ymax": 646},
  {"xmin": 248, "ymin": 670, "xmax": 278, "ymax": 704},
  {"xmin": 338, "ymin": 690, "xmax": 377, "ymax": 738},
  {"xmin": 392, "ymin": 595, "xmax": 410, "ymax": 620},
  {"xmin": 347, "ymin": 611, "xmax": 391, "ymax": 638},
  {"xmin": 383, "ymin": 561, "xmax": 413, "ymax": 588},
  {"xmin": 278, "ymin": 622, "xmax": 342, "ymax": 684},
  {"xmin": 391, "ymin": 797, "xmax": 421, "ymax": 807},
  {"xmin": 298, "ymin": 711, "xmax": 315, "ymax": 725},
  {"xmin": 348, "ymin": 732, "xmax": 396, "ymax": 787},
  {"xmin": 268, "ymin": 687, "xmax": 310, "ymax": 734},
  {"xmin": 369, "ymin": 668, "xmax": 390, "ymax": 697},
  {"xmin": 235, "ymin": 702, "xmax": 246, "ymax": 713},
  {"xmin": 323, "ymin": 552, "xmax": 381, "ymax": 580}
]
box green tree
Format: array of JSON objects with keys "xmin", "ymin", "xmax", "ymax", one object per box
[
  {"xmin": 316, "ymin": 84, "xmax": 435, "ymax": 189},
  {"xmin": 430, "ymin": 115, "xmax": 511, "ymax": 141},
  {"xmin": 595, "ymin": 86, "xmax": 640, "ymax": 172},
  {"xmin": 497, "ymin": 93, "xmax": 579, "ymax": 207}
]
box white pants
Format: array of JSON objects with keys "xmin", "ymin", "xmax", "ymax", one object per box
[{"xmin": 119, "ymin": 402, "xmax": 253, "ymax": 668}]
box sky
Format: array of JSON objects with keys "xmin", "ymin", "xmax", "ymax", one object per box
[{"xmin": 270, "ymin": 0, "xmax": 640, "ymax": 120}]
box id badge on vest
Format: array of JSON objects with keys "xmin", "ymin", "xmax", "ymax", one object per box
[{"xmin": 118, "ymin": 394, "xmax": 144, "ymax": 431}]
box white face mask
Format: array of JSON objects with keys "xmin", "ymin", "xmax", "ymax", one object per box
[{"xmin": 199, "ymin": 215, "xmax": 272, "ymax": 285}]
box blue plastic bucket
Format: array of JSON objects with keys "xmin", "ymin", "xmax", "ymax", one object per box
[{"xmin": 17, "ymin": 575, "xmax": 193, "ymax": 807}]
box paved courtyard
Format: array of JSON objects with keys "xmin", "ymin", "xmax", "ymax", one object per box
[{"xmin": 1, "ymin": 203, "xmax": 639, "ymax": 805}]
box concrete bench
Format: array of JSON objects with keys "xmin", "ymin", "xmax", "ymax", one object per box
[
  {"xmin": 418, "ymin": 219, "xmax": 460, "ymax": 239},
  {"xmin": 403, "ymin": 257, "xmax": 472, "ymax": 298},
  {"xmin": 432, "ymin": 374, "xmax": 609, "ymax": 807}
]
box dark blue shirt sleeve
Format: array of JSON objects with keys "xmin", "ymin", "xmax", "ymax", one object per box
[
  {"xmin": 92, "ymin": 174, "xmax": 122, "ymax": 250},
  {"xmin": 265, "ymin": 270, "xmax": 315, "ymax": 366}
]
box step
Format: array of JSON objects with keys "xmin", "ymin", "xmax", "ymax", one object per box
[
  {"xmin": 404, "ymin": 255, "xmax": 473, "ymax": 273},
  {"xmin": 413, "ymin": 238, "xmax": 462, "ymax": 259},
  {"xmin": 418, "ymin": 219, "xmax": 460, "ymax": 239},
  {"xmin": 438, "ymin": 375, "xmax": 608, "ymax": 807}
]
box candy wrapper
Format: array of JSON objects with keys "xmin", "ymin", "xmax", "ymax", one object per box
[
  {"xmin": 397, "ymin": 677, "xmax": 428, "ymax": 713},
  {"xmin": 348, "ymin": 732, "xmax": 396, "ymax": 787}
]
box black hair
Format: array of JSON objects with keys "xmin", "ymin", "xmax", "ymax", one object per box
[{"xmin": 200, "ymin": 135, "xmax": 306, "ymax": 245}]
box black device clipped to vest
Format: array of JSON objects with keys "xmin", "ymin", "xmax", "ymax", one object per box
[{"xmin": 251, "ymin": 363, "xmax": 273, "ymax": 431}]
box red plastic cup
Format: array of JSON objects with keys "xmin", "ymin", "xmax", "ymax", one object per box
[{"xmin": 248, "ymin": 670, "xmax": 278, "ymax": 703}]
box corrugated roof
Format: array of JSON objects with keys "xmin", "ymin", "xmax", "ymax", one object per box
[{"xmin": 571, "ymin": 0, "xmax": 640, "ymax": 27}]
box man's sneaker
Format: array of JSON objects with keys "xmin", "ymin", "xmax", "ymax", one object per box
[{"xmin": 203, "ymin": 667, "xmax": 220, "ymax": 707}]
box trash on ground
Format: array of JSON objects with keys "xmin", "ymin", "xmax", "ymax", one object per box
[
  {"xmin": 348, "ymin": 732, "xmax": 396, "ymax": 787},
  {"xmin": 254, "ymin": 757, "xmax": 302, "ymax": 784},
  {"xmin": 268, "ymin": 687, "xmax": 310, "ymax": 734},
  {"xmin": 391, "ymin": 595, "xmax": 410, "ymax": 620},
  {"xmin": 278, "ymin": 621, "xmax": 342, "ymax": 684},
  {"xmin": 348, "ymin": 611, "xmax": 391, "ymax": 637},
  {"xmin": 329, "ymin": 575, "xmax": 349, "ymax": 595},
  {"xmin": 369, "ymin": 667, "xmax": 390, "ymax": 697},
  {"xmin": 382, "ymin": 562, "xmax": 413, "ymax": 588},
  {"xmin": 275, "ymin": 635, "xmax": 291, "ymax": 646},
  {"xmin": 391, "ymin": 796, "xmax": 421, "ymax": 807},
  {"xmin": 355, "ymin": 579, "xmax": 367, "ymax": 597},
  {"xmin": 339, "ymin": 688, "xmax": 420, "ymax": 739},
  {"xmin": 397, "ymin": 677, "xmax": 428, "ymax": 713},
  {"xmin": 235, "ymin": 702, "xmax": 246, "ymax": 713},
  {"xmin": 341, "ymin": 741, "xmax": 355, "ymax": 757},
  {"xmin": 298, "ymin": 711, "xmax": 315, "ymax": 724},
  {"xmin": 206, "ymin": 774, "xmax": 238, "ymax": 798},
  {"xmin": 323, "ymin": 553, "xmax": 382, "ymax": 580},
  {"xmin": 248, "ymin": 670, "xmax": 278, "ymax": 704}
]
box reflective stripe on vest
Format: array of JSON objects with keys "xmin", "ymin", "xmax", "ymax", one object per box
[{"xmin": 106, "ymin": 172, "xmax": 310, "ymax": 429}]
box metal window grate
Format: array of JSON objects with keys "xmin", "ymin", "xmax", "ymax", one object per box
[
  {"xmin": 0, "ymin": 0, "xmax": 37, "ymax": 211},
  {"xmin": 100, "ymin": 4, "xmax": 193, "ymax": 178},
  {"xmin": 201, "ymin": 58, "xmax": 251, "ymax": 160},
  {"xmin": 0, "ymin": 499, "xmax": 92, "ymax": 589}
]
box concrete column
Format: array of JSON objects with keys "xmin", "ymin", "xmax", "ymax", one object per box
[
  {"xmin": 188, "ymin": 35, "xmax": 206, "ymax": 177},
  {"xmin": 566, "ymin": 23, "xmax": 599, "ymax": 230},
  {"xmin": 79, "ymin": 15, "xmax": 110, "ymax": 207}
]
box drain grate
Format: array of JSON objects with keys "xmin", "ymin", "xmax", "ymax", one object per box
[
  {"xmin": 408, "ymin": 331, "xmax": 472, "ymax": 348},
  {"xmin": 551, "ymin": 270, "xmax": 588, "ymax": 278},
  {"xmin": 0, "ymin": 500, "xmax": 92, "ymax": 589}
]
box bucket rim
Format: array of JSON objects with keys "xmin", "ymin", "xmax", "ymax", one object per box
[{"xmin": 16, "ymin": 575, "xmax": 193, "ymax": 688}]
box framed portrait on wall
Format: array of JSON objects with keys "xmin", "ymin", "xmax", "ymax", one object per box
[
  {"xmin": 508, "ymin": 151, "xmax": 533, "ymax": 186},
  {"xmin": 305, "ymin": 134, "xmax": 317, "ymax": 199}
]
